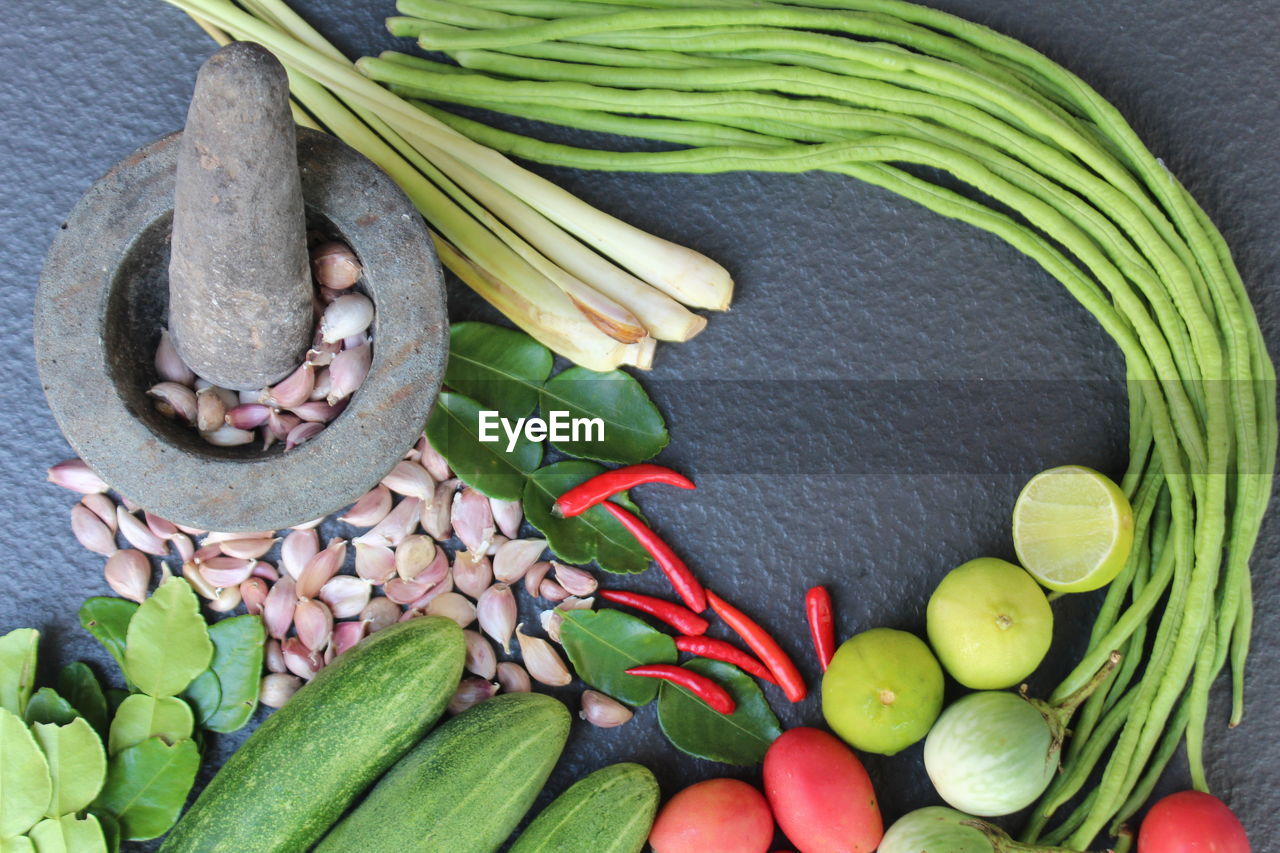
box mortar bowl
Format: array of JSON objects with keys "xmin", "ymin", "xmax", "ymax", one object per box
[{"xmin": 34, "ymin": 128, "xmax": 448, "ymax": 532}]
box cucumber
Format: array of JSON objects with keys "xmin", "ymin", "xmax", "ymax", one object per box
[
  {"xmin": 159, "ymin": 617, "xmax": 464, "ymax": 853},
  {"xmin": 315, "ymin": 692, "xmax": 570, "ymax": 853},
  {"xmin": 509, "ymin": 763, "xmax": 659, "ymax": 853}
]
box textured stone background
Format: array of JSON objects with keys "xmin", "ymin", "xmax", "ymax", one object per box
[{"xmin": 1, "ymin": 0, "xmax": 1276, "ymax": 848}]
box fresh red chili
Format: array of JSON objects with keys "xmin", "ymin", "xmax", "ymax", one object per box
[
  {"xmin": 554, "ymin": 463, "xmax": 695, "ymax": 517},
  {"xmin": 600, "ymin": 589, "xmax": 709, "ymax": 635},
  {"xmin": 805, "ymin": 586, "xmax": 836, "ymax": 671},
  {"xmin": 675, "ymin": 635, "xmax": 777, "ymax": 684},
  {"xmin": 600, "ymin": 502, "xmax": 707, "ymax": 613},
  {"xmin": 625, "ymin": 664, "xmax": 736, "ymax": 715},
  {"xmin": 706, "ymin": 590, "xmax": 807, "ymax": 702}
]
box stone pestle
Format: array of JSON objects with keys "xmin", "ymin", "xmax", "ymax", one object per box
[{"xmin": 168, "ymin": 41, "xmax": 312, "ymax": 391}]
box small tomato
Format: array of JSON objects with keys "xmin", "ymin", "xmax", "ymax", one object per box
[
  {"xmin": 649, "ymin": 778, "xmax": 773, "ymax": 853},
  {"xmin": 763, "ymin": 727, "xmax": 883, "ymax": 852},
  {"xmin": 1138, "ymin": 791, "xmax": 1249, "ymax": 853}
]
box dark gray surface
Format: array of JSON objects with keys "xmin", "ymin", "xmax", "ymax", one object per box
[{"xmin": 2, "ymin": 0, "xmax": 1277, "ymax": 847}]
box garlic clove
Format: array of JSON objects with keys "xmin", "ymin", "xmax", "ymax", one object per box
[
  {"xmin": 48, "ymin": 458, "xmax": 109, "ymax": 494},
  {"xmin": 448, "ymin": 677, "xmax": 498, "ymax": 716},
  {"xmin": 319, "ymin": 575, "xmax": 372, "ymax": 619},
  {"xmin": 339, "ymin": 484, "xmax": 393, "ymax": 528},
  {"xmin": 320, "ymin": 293, "xmax": 375, "ymax": 343},
  {"xmin": 331, "ymin": 619, "xmax": 369, "ymax": 657},
  {"xmin": 289, "ymin": 399, "xmax": 345, "ymax": 423},
  {"xmin": 451, "ymin": 550, "xmax": 493, "ymax": 600},
  {"xmin": 496, "ymin": 661, "xmax": 532, "ymax": 694},
  {"xmin": 354, "ymin": 542, "xmax": 397, "ymax": 584},
  {"xmin": 452, "ymin": 488, "xmax": 496, "ymax": 555},
  {"xmin": 104, "ymin": 549, "xmax": 150, "ymax": 603},
  {"xmin": 540, "ymin": 608, "xmax": 565, "ymax": 644},
  {"xmin": 426, "ymin": 592, "xmax": 477, "ymax": 628},
  {"xmin": 359, "ymin": 596, "xmax": 401, "ymax": 633},
  {"xmin": 311, "ymin": 241, "xmax": 362, "ymax": 290},
  {"xmin": 280, "ymin": 528, "xmax": 320, "ymax": 580},
  {"xmin": 282, "ymin": 637, "xmax": 323, "ymax": 681},
  {"xmin": 418, "ymin": 439, "xmax": 452, "ymax": 482},
  {"xmin": 263, "ymin": 575, "xmax": 299, "ymax": 640},
  {"xmin": 263, "ymin": 638, "xmax": 287, "ymax": 674},
  {"xmin": 516, "ymin": 625, "xmax": 572, "ymax": 687},
  {"xmin": 523, "ymin": 561, "xmax": 552, "ymax": 597},
  {"xmin": 326, "ymin": 343, "xmax": 371, "ymax": 405},
  {"xmin": 580, "ymin": 690, "xmax": 633, "ymax": 728},
  {"xmin": 384, "ymin": 577, "xmax": 431, "ymax": 605},
  {"xmin": 539, "ymin": 579, "xmax": 570, "ymax": 603},
  {"xmin": 462, "ymin": 629, "xmax": 498, "ymax": 680},
  {"xmin": 202, "ymin": 424, "xmax": 256, "ymax": 447},
  {"xmin": 393, "ymin": 534, "xmax": 437, "ymax": 581},
  {"xmin": 485, "ymin": 534, "xmax": 507, "ymax": 557},
  {"xmin": 196, "ymin": 386, "xmax": 228, "ymax": 432},
  {"xmin": 489, "ymin": 497, "xmax": 523, "ymax": 539},
  {"xmin": 381, "ymin": 460, "xmax": 435, "ymax": 501},
  {"xmin": 476, "ymin": 583, "xmax": 517, "ymax": 652},
  {"xmin": 308, "ymin": 366, "xmax": 333, "ymax": 399},
  {"xmin": 182, "ymin": 563, "xmax": 219, "ymax": 600},
  {"xmin": 296, "ymin": 538, "xmax": 346, "ymax": 600},
  {"xmin": 116, "ymin": 507, "xmax": 169, "ymax": 556},
  {"xmin": 264, "ymin": 362, "xmax": 315, "ymax": 410},
  {"xmin": 557, "ymin": 595, "xmax": 595, "ymax": 612},
  {"xmin": 420, "ymin": 480, "xmax": 454, "ymax": 541},
  {"xmin": 199, "ymin": 556, "xmax": 255, "ymax": 588},
  {"xmin": 171, "ymin": 533, "xmax": 195, "ymax": 563},
  {"xmin": 493, "ymin": 538, "xmax": 548, "ymax": 584},
  {"xmin": 294, "ymin": 599, "xmax": 334, "ymax": 651},
  {"xmin": 206, "ymin": 584, "xmax": 243, "ymax": 613},
  {"xmin": 552, "ymin": 563, "xmax": 598, "ymax": 597},
  {"xmin": 353, "ymin": 496, "xmax": 421, "ymax": 549},
  {"xmin": 285, "ymin": 421, "xmax": 325, "ymax": 450},
  {"xmin": 251, "ymin": 561, "xmax": 280, "ymax": 582},
  {"xmin": 148, "ymin": 381, "xmax": 198, "ymax": 423},
  {"xmin": 260, "ymin": 673, "xmax": 303, "ymax": 708},
  {"xmin": 155, "ymin": 329, "xmax": 196, "ymax": 386},
  {"xmin": 80, "ymin": 493, "xmax": 118, "ymax": 532},
  {"xmin": 219, "ymin": 537, "xmax": 277, "ymax": 560},
  {"xmin": 145, "ymin": 512, "xmax": 179, "ymax": 541},
  {"xmin": 225, "ymin": 403, "xmax": 271, "ymax": 430},
  {"xmin": 240, "ymin": 577, "xmax": 270, "ymax": 615}
]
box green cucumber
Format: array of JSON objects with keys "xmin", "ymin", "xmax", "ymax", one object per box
[
  {"xmin": 509, "ymin": 763, "xmax": 659, "ymax": 853},
  {"xmin": 316, "ymin": 692, "xmax": 570, "ymax": 853},
  {"xmin": 159, "ymin": 617, "xmax": 464, "ymax": 853}
]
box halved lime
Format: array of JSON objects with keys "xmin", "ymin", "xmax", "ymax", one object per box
[{"xmin": 1012, "ymin": 465, "xmax": 1134, "ymax": 593}]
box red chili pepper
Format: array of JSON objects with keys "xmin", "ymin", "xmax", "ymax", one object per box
[
  {"xmin": 599, "ymin": 590, "xmax": 709, "ymax": 635},
  {"xmin": 625, "ymin": 664, "xmax": 736, "ymax": 715},
  {"xmin": 805, "ymin": 586, "xmax": 836, "ymax": 671},
  {"xmin": 554, "ymin": 464, "xmax": 695, "ymax": 517},
  {"xmin": 600, "ymin": 502, "xmax": 707, "ymax": 612},
  {"xmin": 706, "ymin": 590, "xmax": 807, "ymax": 702},
  {"xmin": 674, "ymin": 635, "xmax": 777, "ymax": 684}
]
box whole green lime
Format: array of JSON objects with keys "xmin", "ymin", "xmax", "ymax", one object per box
[
  {"xmin": 926, "ymin": 557, "xmax": 1053, "ymax": 690},
  {"xmin": 821, "ymin": 628, "xmax": 944, "ymax": 756}
]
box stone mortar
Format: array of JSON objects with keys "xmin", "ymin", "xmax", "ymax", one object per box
[{"xmin": 34, "ymin": 128, "xmax": 447, "ymax": 532}]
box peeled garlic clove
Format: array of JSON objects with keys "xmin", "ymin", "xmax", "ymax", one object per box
[
  {"xmin": 418, "ymin": 439, "xmax": 451, "ymax": 483},
  {"xmin": 493, "ymin": 538, "xmax": 547, "ymax": 584},
  {"xmin": 295, "ymin": 599, "xmax": 335, "ymax": 651},
  {"xmin": 448, "ymin": 677, "xmax": 498, "ymax": 716},
  {"xmin": 516, "ymin": 625, "xmax": 572, "ymax": 687},
  {"xmin": 263, "ymin": 575, "xmax": 299, "ymax": 640},
  {"xmin": 553, "ymin": 563, "xmax": 598, "ymax": 597},
  {"xmin": 540, "ymin": 608, "xmax": 565, "ymax": 644},
  {"xmin": 281, "ymin": 528, "xmax": 320, "ymax": 581},
  {"xmin": 285, "ymin": 421, "xmax": 325, "ymax": 450},
  {"xmin": 81, "ymin": 493, "xmax": 118, "ymax": 531},
  {"xmin": 540, "ymin": 579, "xmax": 569, "ymax": 603},
  {"xmin": 240, "ymin": 577, "xmax": 270, "ymax": 615},
  {"xmin": 148, "ymin": 381, "xmax": 198, "ymax": 423},
  {"xmin": 331, "ymin": 619, "xmax": 369, "ymax": 657},
  {"xmin": 354, "ymin": 542, "xmax": 397, "ymax": 584},
  {"xmin": 462, "ymin": 629, "xmax": 497, "ymax": 680},
  {"xmin": 104, "ymin": 549, "xmax": 150, "ymax": 603},
  {"xmin": 426, "ymin": 591, "xmax": 477, "ymax": 628},
  {"xmin": 311, "ymin": 241, "xmax": 362, "ymax": 290},
  {"xmin": 71, "ymin": 504, "xmax": 117, "ymax": 556},
  {"xmin": 339, "ymin": 484, "xmax": 393, "ymax": 528},
  {"xmin": 196, "ymin": 387, "xmax": 228, "ymax": 432},
  {"xmin": 489, "ymin": 497, "xmax": 522, "ymax": 539},
  {"xmin": 116, "ymin": 507, "xmax": 169, "ymax": 556},
  {"xmin": 354, "ymin": 497, "xmax": 420, "ymax": 548},
  {"xmin": 359, "ymin": 596, "xmax": 401, "ymax": 633},
  {"xmin": 320, "ymin": 293, "xmax": 374, "ymax": 343},
  {"xmin": 476, "ymin": 583, "xmax": 516, "ymax": 652},
  {"xmin": 326, "ymin": 344, "xmax": 371, "ymax": 405},
  {"xmin": 420, "ymin": 480, "xmax": 454, "ymax": 541},
  {"xmin": 319, "ymin": 575, "xmax": 372, "ymax": 619},
  {"xmin": 264, "ymin": 362, "xmax": 315, "ymax": 410},
  {"xmin": 219, "ymin": 537, "xmax": 277, "ymax": 560},
  {"xmin": 282, "ymin": 637, "xmax": 323, "ymax": 681},
  {"xmin": 155, "ymin": 329, "xmax": 196, "ymax": 385},
  {"xmin": 452, "ymin": 550, "xmax": 493, "ymax": 600},
  {"xmin": 48, "ymin": 458, "xmax": 109, "ymax": 494},
  {"xmin": 264, "ymin": 638, "xmax": 287, "ymax": 674},
  {"xmin": 496, "ymin": 661, "xmax": 532, "ymax": 694},
  {"xmin": 297, "ymin": 538, "xmax": 347, "ymax": 600},
  {"xmin": 523, "ymin": 561, "xmax": 551, "ymax": 597},
  {"xmin": 381, "ymin": 460, "xmax": 435, "ymax": 501},
  {"xmin": 260, "ymin": 673, "xmax": 303, "ymax": 708},
  {"xmin": 225, "ymin": 403, "xmax": 271, "ymax": 430},
  {"xmin": 202, "ymin": 424, "xmax": 256, "ymax": 447},
  {"xmin": 580, "ymin": 690, "xmax": 633, "ymax": 728},
  {"xmin": 452, "ymin": 488, "xmax": 495, "ymax": 555},
  {"xmin": 384, "ymin": 577, "xmax": 431, "ymax": 605},
  {"xmin": 394, "ymin": 534, "xmax": 437, "ymax": 581},
  {"xmin": 207, "ymin": 584, "xmax": 243, "ymax": 613},
  {"xmin": 199, "ymin": 556, "xmax": 255, "ymax": 588}
]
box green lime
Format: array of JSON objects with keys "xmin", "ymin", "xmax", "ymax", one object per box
[
  {"xmin": 821, "ymin": 628, "xmax": 944, "ymax": 756},
  {"xmin": 1012, "ymin": 465, "xmax": 1134, "ymax": 593},
  {"xmin": 927, "ymin": 557, "xmax": 1054, "ymax": 689}
]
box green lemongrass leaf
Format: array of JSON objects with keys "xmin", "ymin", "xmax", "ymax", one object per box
[
  {"xmin": 540, "ymin": 367, "xmax": 667, "ymax": 463},
  {"xmin": 656, "ymin": 659, "xmax": 782, "ymax": 766},
  {"xmin": 27, "ymin": 814, "xmax": 107, "ymax": 853},
  {"xmin": 24, "ymin": 689, "xmax": 77, "ymax": 727},
  {"xmin": 180, "ymin": 670, "xmax": 221, "ymax": 729},
  {"xmin": 107, "ymin": 696, "xmax": 194, "ymax": 755},
  {"xmin": 32, "ymin": 718, "xmax": 106, "ymax": 816},
  {"xmin": 200, "ymin": 615, "xmax": 265, "ymax": 733},
  {"xmin": 57, "ymin": 664, "xmax": 109, "ymax": 740},
  {"xmin": 560, "ymin": 610, "xmax": 676, "ymax": 706},
  {"xmin": 0, "ymin": 628, "xmax": 39, "ymax": 717},
  {"xmin": 94, "ymin": 737, "xmax": 199, "ymax": 841},
  {"xmin": 0, "ymin": 836, "xmax": 34, "ymax": 852},
  {"xmin": 78, "ymin": 600, "xmax": 138, "ymax": 687},
  {"xmin": 426, "ymin": 391, "xmax": 542, "ymax": 500},
  {"xmin": 123, "ymin": 579, "xmax": 213, "ymax": 698},
  {"xmin": 445, "ymin": 322, "xmax": 553, "ymax": 417},
  {"xmin": 0, "ymin": 707, "xmax": 52, "ymax": 837},
  {"xmin": 523, "ymin": 461, "xmax": 649, "ymax": 573}
]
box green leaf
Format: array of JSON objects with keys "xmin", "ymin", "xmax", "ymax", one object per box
[
  {"xmin": 0, "ymin": 707, "xmax": 52, "ymax": 837},
  {"xmin": 656, "ymin": 660, "xmax": 782, "ymax": 766},
  {"xmin": 24, "ymin": 689, "xmax": 77, "ymax": 727},
  {"xmin": 87, "ymin": 811, "xmax": 120, "ymax": 853},
  {"xmin": 107, "ymin": 695, "xmax": 194, "ymax": 755},
  {"xmin": 31, "ymin": 718, "xmax": 106, "ymax": 816},
  {"xmin": 540, "ymin": 367, "xmax": 667, "ymax": 464},
  {"xmin": 28, "ymin": 813, "xmax": 108, "ymax": 853},
  {"xmin": 94, "ymin": 737, "xmax": 199, "ymax": 841},
  {"xmin": 560, "ymin": 610, "xmax": 676, "ymax": 706},
  {"xmin": 0, "ymin": 628, "xmax": 38, "ymax": 717},
  {"xmin": 445, "ymin": 322, "xmax": 553, "ymax": 417},
  {"xmin": 104, "ymin": 690, "xmax": 129, "ymax": 718},
  {"xmin": 180, "ymin": 669, "xmax": 221, "ymax": 729},
  {"xmin": 57, "ymin": 664, "xmax": 109, "ymax": 739},
  {"xmin": 0, "ymin": 836, "xmax": 34, "ymax": 852},
  {"xmin": 78, "ymin": 599, "xmax": 138, "ymax": 686},
  {"xmin": 123, "ymin": 579, "xmax": 213, "ymax": 698},
  {"xmin": 426, "ymin": 391, "xmax": 542, "ymax": 501},
  {"xmin": 524, "ymin": 461, "xmax": 650, "ymax": 573},
  {"xmin": 200, "ymin": 616, "xmax": 266, "ymax": 732}
]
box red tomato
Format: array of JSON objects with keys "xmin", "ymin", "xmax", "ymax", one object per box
[
  {"xmin": 649, "ymin": 778, "xmax": 774, "ymax": 853},
  {"xmin": 1138, "ymin": 791, "xmax": 1249, "ymax": 853},
  {"xmin": 763, "ymin": 727, "xmax": 883, "ymax": 852}
]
